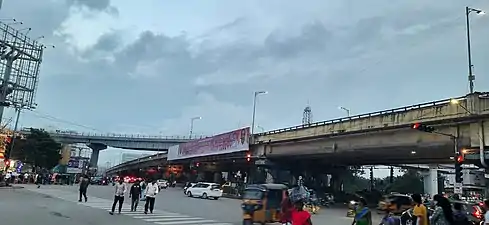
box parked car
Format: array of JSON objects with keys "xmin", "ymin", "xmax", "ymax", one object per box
[
  {"xmin": 157, "ymin": 179, "xmax": 169, "ymax": 189},
  {"xmin": 183, "ymin": 182, "xmax": 197, "ymax": 195},
  {"xmin": 185, "ymin": 182, "xmax": 222, "ymax": 200}
]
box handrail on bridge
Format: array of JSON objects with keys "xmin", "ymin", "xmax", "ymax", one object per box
[
  {"xmin": 107, "ymin": 153, "xmax": 168, "ymax": 171},
  {"xmin": 20, "ymin": 128, "xmax": 210, "ymax": 140},
  {"xmin": 255, "ymin": 94, "xmax": 479, "ymax": 136}
]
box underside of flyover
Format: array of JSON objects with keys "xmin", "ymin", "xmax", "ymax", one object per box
[{"xmin": 267, "ymin": 144, "xmax": 455, "ymax": 170}]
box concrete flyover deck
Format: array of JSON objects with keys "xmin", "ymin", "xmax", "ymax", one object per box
[
  {"xmin": 20, "ymin": 129, "xmax": 202, "ymax": 151},
  {"xmin": 253, "ymin": 92, "xmax": 489, "ymax": 165},
  {"xmin": 106, "ymin": 153, "xmax": 168, "ymax": 175}
]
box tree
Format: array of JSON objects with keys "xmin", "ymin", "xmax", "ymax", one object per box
[
  {"xmin": 386, "ymin": 169, "xmax": 424, "ymax": 194},
  {"xmin": 11, "ymin": 128, "xmax": 61, "ymax": 169}
]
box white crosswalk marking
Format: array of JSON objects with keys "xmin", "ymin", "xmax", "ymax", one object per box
[{"xmin": 24, "ymin": 186, "xmax": 233, "ymax": 225}]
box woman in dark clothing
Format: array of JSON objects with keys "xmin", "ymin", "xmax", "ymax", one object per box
[
  {"xmin": 430, "ymin": 194, "xmax": 454, "ymax": 225},
  {"xmin": 280, "ymin": 191, "xmax": 293, "ymax": 225},
  {"xmin": 78, "ymin": 175, "xmax": 90, "ymax": 202}
]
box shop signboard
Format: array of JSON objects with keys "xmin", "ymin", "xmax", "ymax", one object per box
[{"xmin": 66, "ymin": 156, "xmax": 89, "ymax": 174}]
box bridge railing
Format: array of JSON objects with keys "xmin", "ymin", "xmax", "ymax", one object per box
[
  {"xmin": 107, "ymin": 152, "xmax": 167, "ymax": 172},
  {"xmin": 255, "ymin": 93, "xmax": 482, "ymax": 136},
  {"xmin": 20, "ymin": 128, "xmax": 210, "ymax": 140}
]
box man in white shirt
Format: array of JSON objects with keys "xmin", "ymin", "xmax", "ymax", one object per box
[
  {"xmin": 109, "ymin": 179, "xmax": 126, "ymax": 215},
  {"xmin": 484, "ymin": 199, "xmax": 489, "ymax": 225},
  {"xmin": 144, "ymin": 179, "xmax": 159, "ymax": 214}
]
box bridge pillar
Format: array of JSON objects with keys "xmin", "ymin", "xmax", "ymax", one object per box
[
  {"xmin": 422, "ymin": 165, "xmax": 439, "ymax": 196},
  {"xmin": 87, "ymin": 143, "xmax": 107, "ymax": 168}
]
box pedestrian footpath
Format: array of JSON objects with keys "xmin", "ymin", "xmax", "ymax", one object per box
[{"xmin": 25, "ymin": 186, "xmax": 233, "ymax": 225}]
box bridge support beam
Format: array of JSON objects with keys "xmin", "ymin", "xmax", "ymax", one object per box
[
  {"xmin": 422, "ymin": 165, "xmax": 439, "ymax": 196},
  {"xmin": 88, "ymin": 143, "xmax": 107, "ymax": 168}
]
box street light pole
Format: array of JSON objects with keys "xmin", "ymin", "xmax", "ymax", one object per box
[
  {"xmin": 338, "ymin": 106, "xmax": 350, "ymax": 117},
  {"xmin": 465, "ymin": 6, "xmax": 485, "ymax": 93},
  {"xmin": 251, "ymin": 91, "xmax": 267, "ymax": 134},
  {"xmin": 466, "ymin": 7, "xmax": 475, "ymax": 93},
  {"xmin": 189, "ymin": 116, "xmax": 201, "ymax": 138}
]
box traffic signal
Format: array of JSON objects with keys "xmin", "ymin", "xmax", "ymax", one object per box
[
  {"xmin": 4, "ymin": 136, "xmax": 12, "ymax": 159},
  {"xmin": 246, "ymin": 153, "xmax": 251, "ymax": 162},
  {"xmin": 455, "ymin": 153, "xmax": 464, "ymax": 183},
  {"xmin": 411, "ymin": 123, "xmax": 435, "ymax": 133},
  {"xmin": 4, "ymin": 159, "xmax": 10, "ymax": 168},
  {"xmin": 195, "ymin": 162, "xmax": 200, "ymax": 167}
]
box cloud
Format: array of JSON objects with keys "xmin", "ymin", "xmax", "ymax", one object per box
[{"xmin": 3, "ymin": 0, "xmax": 489, "ymax": 142}]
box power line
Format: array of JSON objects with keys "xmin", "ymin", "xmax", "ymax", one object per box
[{"xmin": 23, "ymin": 110, "xmax": 103, "ymax": 132}]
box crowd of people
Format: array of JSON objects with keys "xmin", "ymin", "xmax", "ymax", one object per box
[
  {"xmin": 108, "ymin": 178, "xmax": 160, "ymax": 215},
  {"xmin": 376, "ymin": 193, "xmax": 489, "ymax": 225},
  {"xmin": 75, "ymin": 176, "xmax": 162, "ymax": 216}
]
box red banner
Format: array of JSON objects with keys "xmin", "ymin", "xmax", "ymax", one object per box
[{"xmin": 168, "ymin": 127, "xmax": 250, "ymax": 160}]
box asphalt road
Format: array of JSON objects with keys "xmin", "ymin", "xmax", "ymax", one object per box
[
  {"xmin": 17, "ymin": 184, "xmax": 382, "ymax": 224},
  {"xmin": 0, "ymin": 187, "xmax": 155, "ymax": 225}
]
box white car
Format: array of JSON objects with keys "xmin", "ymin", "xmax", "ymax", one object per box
[
  {"xmin": 157, "ymin": 180, "xmax": 168, "ymax": 189},
  {"xmin": 183, "ymin": 182, "xmax": 197, "ymax": 195},
  {"xmin": 186, "ymin": 182, "xmax": 222, "ymax": 200}
]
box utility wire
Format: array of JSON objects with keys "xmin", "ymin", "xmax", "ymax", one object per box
[{"xmin": 23, "ymin": 110, "xmax": 103, "ymax": 132}]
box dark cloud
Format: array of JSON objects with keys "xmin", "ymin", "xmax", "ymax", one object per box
[{"xmin": 3, "ymin": 0, "xmax": 488, "ymax": 137}]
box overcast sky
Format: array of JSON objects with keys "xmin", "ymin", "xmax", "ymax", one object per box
[{"xmin": 1, "ymin": 0, "xmax": 489, "ymax": 173}]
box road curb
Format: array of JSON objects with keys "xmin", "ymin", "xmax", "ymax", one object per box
[
  {"xmin": 222, "ymin": 194, "xmax": 242, "ymax": 199},
  {"xmin": 0, "ymin": 186, "xmax": 25, "ymax": 189}
]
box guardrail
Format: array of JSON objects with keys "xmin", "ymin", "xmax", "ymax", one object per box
[
  {"xmin": 107, "ymin": 152, "xmax": 168, "ymax": 172},
  {"xmin": 255, "ymin": 93, "xmax": 487, "ymax": 136},
  {"xmin": 20, "ymin": 128, "xmax": 210, "ymax": 140}
]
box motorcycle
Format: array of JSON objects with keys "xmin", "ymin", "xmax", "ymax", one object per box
[
  {"xmin": 347, "ymin": 200, "xmax": 358, "ymax": 217},
  {"xmin": 320, "ymin": 195, "xmax": 335, "ymax": 207},
  {"xmin": 304, "ymin": 202, "xmax": 320, "ymax": 214}
]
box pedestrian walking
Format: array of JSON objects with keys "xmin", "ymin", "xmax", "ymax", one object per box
[
  {"xmin": 35, "ymin": 173, "xmax": 42, "ymax": 188},
  {"xmin": 280, "ymin": 191, "xmax": 293, "ymax": 225},
  {"xmin": 129, "ymin": 181, "xmax": 142, "ymax": 211},
  {"xmin": 109, "ymin": 179, "xmax": 126, "ymax": 215},
  {"xmin": 144, "ymin": 179, "xmax": 159, "ymax": 214},
  {"xmin": 78, "ymin": 175, "xmax": 90, "ymax": 202}
]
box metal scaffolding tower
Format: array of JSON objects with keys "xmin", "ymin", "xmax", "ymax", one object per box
[{"xmin": 302, "ymin": 105, "xmax": 312, "ymax": 125}]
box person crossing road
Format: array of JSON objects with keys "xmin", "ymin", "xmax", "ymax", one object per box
[
  {"xmin": 109, "ymin": 179, "xmax": 126, "ymax": 215},
  {"xmin": 144, "ymin": 179, "xmax": 159, "ymax": 214},
  {"xmin": 78, "ymin": 175, "xmax": 89, "ymax": 202},
  {"xmin": 129, "ymin": 181, "xmax": 142, "ymax": 211}
]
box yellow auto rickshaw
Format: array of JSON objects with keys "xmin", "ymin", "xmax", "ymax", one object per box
[{"xmin": 242, "ymin": 184, "xmax": 288, "ymax": 225}]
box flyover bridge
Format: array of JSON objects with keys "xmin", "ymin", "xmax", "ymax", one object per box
[
  {"xmin": 106, "ymin": 92, "xmax": 489, "ymax": 177},
  {"xmin": 20, "ymin": 128, "xmax": 203, "ymax": 167},
  {"xmin": 253, "ymin": 92, "xmax": 489, "ymax": 165}
]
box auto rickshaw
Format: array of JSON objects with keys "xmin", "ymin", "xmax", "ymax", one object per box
[
  {"xmin": 242, "ymin": 184, "xmax": 288, "ymax": 225},
  {"xmin": 377, "ymin": 193, "xmax": 412, "ymax": 215}
]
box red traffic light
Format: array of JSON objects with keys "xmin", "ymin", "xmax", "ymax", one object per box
[
  {"xmin": 412, "ymin": 123, "xmax": 420, "ymax": 129},
  {"xmin": 457, "ymin": 155, "xmax": 464, "ymax": 163},
  {"xmin": 4, "ymin": 159, "xmax": 10, "ymax": 167},
  {"xmin": 411, "ymin": 123, "xmax": 435, "ymax": 132},
  {"xmin": 195, "ymin": 162, "xmax": 200, "ymax": 167}
]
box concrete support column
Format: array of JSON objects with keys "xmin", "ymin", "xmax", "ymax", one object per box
[
  {"xmin": 87, "ymin": 143, "xmax": 107, "ymax": 168},
  {"xmin": 265, "ymin": 168, "xmax": 275, "ymax": 183},
  {"xmin": 422, "ymin": 165, "xmax": 438, "ymax": 196}
]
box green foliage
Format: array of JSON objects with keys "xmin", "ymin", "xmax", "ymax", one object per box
[
  {"xmin": 11, "ymin": 128, "xmax": 62, "ymax": 169},
  {"xmin": 343, "ymin": 168, "xmax": 424, "ymax": 194}
]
